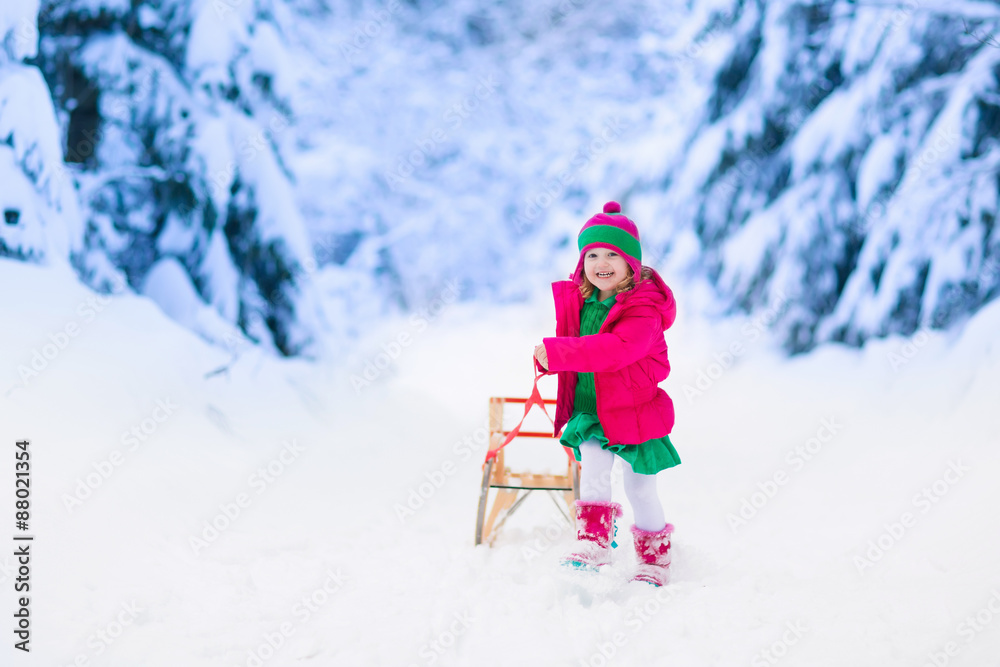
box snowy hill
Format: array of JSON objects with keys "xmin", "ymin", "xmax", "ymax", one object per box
[
  {"xmin": 3, "ymin": 1, "xmax": 1000, "ymax": 663},
  {"xmin": 3, "ymin": 256, "xmax": 999, "ymax": 666}
]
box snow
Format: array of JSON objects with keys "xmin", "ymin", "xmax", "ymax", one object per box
[
  {"xmin": 249, "ymin": 21, "xmax": 294, "ymax": 98},
  {"xmin": 655, "ymin": 1, "xmax": 1000, "ymax": 351},
  {"xmin": 0, "ymin": 64, "xmax": 65, "ymax": 199},
  {"xmin": 718, "ymin": 206, "xmax": 784, "ymax": 295},
  {"xmin": 189, "ymin": 114, "xmax": 236, "ymax": 214},
  {"xmin": 0, "ymin": 63, "xmax": 83, "ymax": 260},
  {"xmin": 136, "ymin": 4, "xmax": 163, "ymax": 31},
  {"xmin": 2, "ymin": 256, "xmax": 999, "ymax": 666},
  {"xmin": 226, "ymin": 111, "xmax": 313, "ymax": 262},
  {"xmin": 0, "ymin": 0, "xmax": 40, "ymax": 62},
  {"xmin": 185, "ymin": 0, "xmax": 251, "ymax": 78},
  {"xmin": 9, "ymin": 0, "xmax": 995, "ymax": 357},
  {"xmin": 198, "ymin": 229, "xmax": 243, "ymax": 324},
  {"xmin": 142, "ymin": 256, "xmax": 245, "ymax": 350},
  {"xmin": 0, "ymin": 145, "xmax": 46, "ymax": 258},
  {"xmin": 856, "ymin": 131, "xmax": 899, "ymax": 210},
  {"xmin": 63, "ymin": 16, "xmax": 333, "ymax": 356},
  {"xmin": 3, "ymin": 2, "xmax": 1000, "ymax": 658}
]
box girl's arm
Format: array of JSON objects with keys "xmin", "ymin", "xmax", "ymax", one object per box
[{"xmin": 543, "ymin": 306, "xmax": 662, "ymax": 373}]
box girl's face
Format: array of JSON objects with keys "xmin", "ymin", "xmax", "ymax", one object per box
[{"xmin": 583, "ymin": 248, "xmax": 630, "ymax": 294}]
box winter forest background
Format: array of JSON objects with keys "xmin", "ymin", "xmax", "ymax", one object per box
[
  {"xmin": 3, "ymin": 1, "xmax": 1000, "ymax": 666},
  {"xmin": 4, "ymin": 0, "xmax": 999, "ymax": 356}
]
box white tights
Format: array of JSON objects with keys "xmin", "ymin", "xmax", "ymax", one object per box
[{"xmin": 578, "ymin": 439, "xmax": 666, "ymax": 532}]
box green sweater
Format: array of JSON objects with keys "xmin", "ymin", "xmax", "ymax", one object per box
[{"xmin": 572, "ymin": 291, "xmax": 616, "ymax": 414}]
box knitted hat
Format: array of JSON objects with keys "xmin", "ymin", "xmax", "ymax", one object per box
[{"xmin": 572, "ymin": 201, "xmax": 642, "ymax": 284}]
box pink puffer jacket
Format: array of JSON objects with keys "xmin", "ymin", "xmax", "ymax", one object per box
[{"xmin": 541, "ymin": 268, "xmax": 677, "ymax": 446}]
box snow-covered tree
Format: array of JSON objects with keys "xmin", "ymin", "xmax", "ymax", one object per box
[
  {"xmin": 1, "ymin": 0, "xmax": 83, "ymax": 265},
  {"xmin": 31, "ymin": 0, "xmax": 329, "ymax": 355},
  {"xmin": 642, "ymin": 0, "xmax": 1000, "ymax": 351},
  {"xmin": 4, "ymin": 0, "xmax": 998, "ymax": 357}
]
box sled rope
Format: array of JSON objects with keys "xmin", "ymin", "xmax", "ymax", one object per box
[{"xmin": 485, "ymin": 367, "xmax": 572, "ymax": 464}]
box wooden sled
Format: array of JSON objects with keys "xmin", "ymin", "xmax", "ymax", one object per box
[{"xmin": 475, "ymin": 395, "xmax": 580, "ymax": 546}]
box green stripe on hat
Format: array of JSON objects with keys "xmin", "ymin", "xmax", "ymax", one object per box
[{"xmin": 578, "ymin": 224, "xmax": 642, "ymax": 261}]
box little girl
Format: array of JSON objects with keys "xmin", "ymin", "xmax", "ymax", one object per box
[{"xmin": 533, "ymin": 201, "xmax": 679, "ymax": 587}]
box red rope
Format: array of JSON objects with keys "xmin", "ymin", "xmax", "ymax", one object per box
[
  {"xmin": 485, "ymin": 370, "xmax": 550, "ymax": 462},
  {"xmin": 485, "ymin": 368, "xmax": 575, "ymax": 464}
]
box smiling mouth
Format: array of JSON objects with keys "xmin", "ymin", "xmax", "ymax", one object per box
[{"xmin": 596, "ymin": 271, "xmax": 614, "ymax": 279}]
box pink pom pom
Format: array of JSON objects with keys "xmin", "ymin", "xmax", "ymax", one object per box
[{"xmin": 603, "ymin": 201, "xmax": 622, "ymax": 214}]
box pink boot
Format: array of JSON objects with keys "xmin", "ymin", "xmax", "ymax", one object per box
[
  {"xmin": 629, "ymin": 523, "xmax": 674, "ymax": 586},
  {"xmin": 560, "ymin": 500, "xmax": 623, "ymax": 570}
]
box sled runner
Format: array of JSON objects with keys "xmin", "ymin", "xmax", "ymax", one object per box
[{"xmin": 475, "ymin": 382, "xmax": 581, "ymax": 546}]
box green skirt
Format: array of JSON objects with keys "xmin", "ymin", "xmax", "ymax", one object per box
[{"xmin": 560, "ymin": 411, "xmax": 681, "ymax": 475}]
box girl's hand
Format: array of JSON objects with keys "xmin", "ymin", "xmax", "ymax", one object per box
[{"xmin": 534, "ymin": 344, "xmax": 548, "ymax": 370}]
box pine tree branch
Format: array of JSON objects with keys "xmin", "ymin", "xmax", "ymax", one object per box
[
  {"xmin": 845, "ymin": 0, "xmax": 1000, "ymax": 20},
  {"xmin": 963, "ymin": 18, "xmax": 1000, "ymax": 46}
]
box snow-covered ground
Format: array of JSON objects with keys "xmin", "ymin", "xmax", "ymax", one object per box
[{"xmin": 2, "ymin": 256, "xmax": 999, "ymax": 666}]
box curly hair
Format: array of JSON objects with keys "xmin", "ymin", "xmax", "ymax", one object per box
[{"xmin": 580, "ymin": 265, "xmax": 653, "ymax": 299}]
